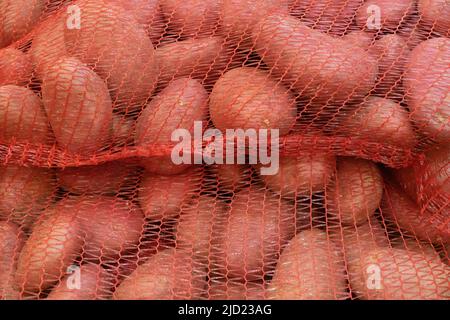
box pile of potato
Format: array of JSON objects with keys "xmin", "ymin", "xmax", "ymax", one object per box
[{"xmin": 0, "ymin": 0, "xmax": 449, "ymax": 300}]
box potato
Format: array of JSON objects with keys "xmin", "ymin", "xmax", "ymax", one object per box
[
  {"xmin": 0, "ymin": 48, "xmax": 32, "ymax": 86},
  {"xmin": 0, "ymin": 85, "xmax": 53, "ymax": 145},
  {"xmin": 355, "ymin": 0, "xmax": 415, "ymax": 31},
  {"xmin": 381, "ymin": 182, "xmax": 449, "ymax": 244},
  {"xmin": 211, "ymin": 188, "xmax": 296, "ymax": 280},
  {"xmin": 327, "ymin": 158, "xmax": 383, "ymax": 226},
  {"xmin": 58, "ymin": 162, "xmax": 138, "ymax": 195},
  {"xmin": 113, "ymin": 249, "xmax": 207, "ymax": 299},
  {"xmin": 253, "ymin": 13, "xmax": 378, "ymax": 104},
  {"xmin": 41, "ymin": 57, "xmax": 113, "ymax": 155},
  {"xmin": 160, "ymin": 0, "xmax": 221, "ymax": 37},
  {"xmin": 210, "ymin": 164, "xmax": 252, "ymax": 192},
  {"xmin": 209, "ymin": 67, "xmax": 297, "ymax": 136},
  {"xmin": 139, "ymin": 168, "xmax": 202, "ymax": 221},
  {"xmin": 369, "ymin": 34, "xmax": 411, "ymax": 94},
  {"xmin": 418, "ymin": 0, "xmax": 450, "ymax": 35},
  {"xmin": 0, "ymin": 222, "xmax": 25, "ymax": 299},
  {"xmin": 350, "ymin": 247, "xmax": 449, "ymax": 299},
  {"xmin": 208, "ymin": 280, "xmax": 267, "ymax": 300},
  {"xmin": 64, "ymin": 0, "xmax": 158, "ymax": 111},
  {"xmin": 338, "ymin": 97, "xmax": 417, "ymax": 148},
  {"xmin": 111, "ymin": 114, "xmax": 135, "ymax": 147},
  {"xmin": 47, "ymin": 264, "xmax": 113, "ymax": 300},
  {"xmin": 268, "ymin": 229, "xmax": 347, "ymax": 300},
  {"xmin": 14, "ymin": 206, "xmax": 83, "ymax": 294},
  {"xmin": 155, "ymin": 37, "xmax": 233, "ymax": 88},
  {"xmin": 135, "ymin": 78, "xmax": 208, "ymax": 175},
  {"xmin": 289, "ymin": 0, "xmax": 364, "ymax": 35},
  {"xmin": 74, "ymin": 196, "xmax": 145, "ymax": 259},
  {"xmin": 222, "ymin": 0, "xmax": 289, "ymax": 47},
  {"xmin": 0, "ymin": 0, "xmax": 46, "ymax": 48},
  {"xmin": 0, "ymin": 165, "xmax": 56, "ymax": 230},
  {"xmin": 30, "ymin": 12, "xmax": 67, "ymax": 79},
  {"xmin": 392, "ymin": 238, "xmax": 441, "ymax": 259},
  {"xmin": 257, "ymin": 154, "xmax": 336, "ymax": 199},
  {"xmin": 403, "ymin": 38, "xmax": 450, "ymax": 142},
  {"xmin": 341, "ymin": 31, "xmax": 374, "ymax": 49},
  {"xmin": 175, "ymin": 196, "xmax": 228, "ymax": 261}
]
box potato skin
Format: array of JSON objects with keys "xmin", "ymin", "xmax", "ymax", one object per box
[
  {"xmin": 209, "ymin": 67, "xmax": 297, "ymax": 136},
  {"xmin": 111, "ymin": 114, "xmax": 135, "ymax": 147},
  {"xmin": 210, "ymin": 164, "xmax": 252, "ymax": 192},
  {"xmin": 57, "ymin": 162, "xmax": 138, "ymax": 195},
  {"xmin": 258, "ymin": 154, "xmax": 336, "ymax": 199},
  {"xmin": 0, "ymin": 222, "xmax": 25, "ymax": 299},
  {"xmin": 155, "ymin": 37, "xmax": 232, "ymax": 88},
  {"xmin": 403, "ymin": 38, "xmax": 450, "ymax": 143},
  {"xmin": 0, "ymin": 0, "xmax": 46, "ymax": 48},
  {"xmin": 327, "ymin": 158, "xmax": 383, "ymax": 226},
  {"xmin": 355, "ymin": 0, "xmax": 415, "ymax": 31},
  {"xmin": 14, "ymin": 206, "xmax": 83, "ymax": 294},
  {"xmin": 160, "ymin": 0, "xmax": 221, "ymax": 37},
  {"xmin": 0, "ymin": 85, "xmax": 53, "ymax": 145},
  {"xmin": 0, "ymin": 165, "xmax": 56, "ymax": 230},
  {"xmin": 381, "ymin": 182, "xmax": 449, "ymax": 244},
  {"xmin": 208, "ymin": 280, "xmax": 267, "ymax": 300},
  {"xmin": 418, "ymin": 0, "xmax": 450, "ymax": 35},
  {"xmin": 352, "ymin": 247, "xmax": 449, "ymax": 299},
  {"xmin": 135, "ymin": 78, "xmax": 208, "ymax": 175},
  {"xmin": 47, "ymin": 264, "xmax": 113, "ymax": 300},
  {"xmin": 342, "ymin": 31, "xmax": 374, "ymax": 49},
  {"xmin": 64, "ymin": 0, "xmax": 158, "ymax": 111},
  {"xmin": 338, "ymin": 97, "xmax": 417, "ymax": 148},
  {"xmin": 0, "ymin": 48, "xmax": 32, "ymax": 86},
  {"xmin": 113, "ymin": 249, "xmax": 207, "ymax": 300},
  {"xmin": 211, "ymin": 188, "xmax": 296, "ymax": 280},
  {"xmin": 253, "ymin": 13, "xmax": 378, "ymax": 104},
  {"xmin": 268, "ymin": 229, "xmax": 347, "ymax": 300},
  {"xmin": 41, "ymin": 57, "xmax": 113, "ymax": 155}
]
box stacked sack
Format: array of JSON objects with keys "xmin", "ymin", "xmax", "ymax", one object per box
[{"xmin": 0, "ymin": 0, "xmax": 449, "ymax": 300}]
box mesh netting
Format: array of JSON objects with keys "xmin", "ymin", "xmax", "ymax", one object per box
[{"xmin": 0, "ymin": 0, "xmax": 449, "ymax": 300}]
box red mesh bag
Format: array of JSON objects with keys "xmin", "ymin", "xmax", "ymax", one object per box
[{"xmin": 0, "ymin": 0, "xmax": 449, "ymax": 300}]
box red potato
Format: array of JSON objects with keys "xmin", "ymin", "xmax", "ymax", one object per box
[
  {"xmin": 0, "ymin": 48, "xmax": 32, "ymax": 86},
  {"xmin": 327, "ymin": 158, "xmax": 383, "ymax": 226},
  {"xmin": 58, "ymin": 162, "xmax": 138, "ymax": 195},
  {"xmin": 355, "ymin": 0, "xmax": 415, "ymax": 31},
  {"xmin": 0, "ymin": 85, "xmax": 53, "ymax": 145},
  {"xmin": 30, "ymin": 12, "xmax": 67, "ymax": 80},
  {"xmin": 47, "ymin": 264, "xmax": 113, "ymax": 300},
  {"xmin": 381, "ymin": 182, "xmax": 449, "ymax": 244},
  {"xmin": 268, "ymin": 229, "xmax": 347, "ymax": 300},
  {"xmin": 175, "ymin": 196, "xmax": 228, "ymax": 261},
  {"xmin": 73, "ymin": 196, "xmax": 145, "ymax": 259},
  {"xmin": 135, "ymin": 78, "xmax": 208, "ymax": 175},
  {"xmin": 351, "ymin": 247, "xmax": 449, "ymax": 299},
  {"xmin": 111, "ymin": 114, "xmax": 135, "ymax": 147},
  {"xmin": 208, "ymin": 280, "xmax": 267, "ymax": 300},
  {"xmin": 221, "ymin": 0, "xmax": 289, "ymax": 47},
  {"xmin": 289, "ymin": 0, "xmax": 364, "ymax": 35},
  {"xmin": 0, "ymin": 0, "xmax": 46, "ymax": 48},
  {"xmin": 0, "ymin": 165, "xmax": 56, "ymax": 230},
  {"xmin": 403, "ymin": 38, "xmax": 450, "ymax": 142},
  {"xmin": 392, "ymin": 238, "xmax": 441, "ymax": 260},
  {"xmin": 64, "ymin": 0, "xmax": 158, "ymax": 112},
  {"xmin": 14, "ymin": 206, "xmax": 83, "ymax": 294},
  {"xmin": 113, "ymin": 248, "xmax": 207, "ymax": 299},
  {"xmin": 209, "ymin": 67, "xmax": 297, "ymax": 136},
  {"xmin": 369, "ymin": 34, "xmax": 411, "ymax": 95},
  {"xmin": 41, "ymin": 57, "xmax": 113, "ymax": 155},
  {"xmin": 418, "ymin": 0, "xmax": 450, "ymax": 35},
  {"xmin": 341, "ymin": 31, "xmax": 374, "ymax": 49},
  {"xmin": 211, "ymin": 188, "xmax": 296, "ymax": 281},
  {"xmin": 160, "ymin": 0, "xmax": 221, "ymax": 37},
  {"xmin": 154, "ymin": 37, "xmax": 233, "ymax": 88},
  {"xmin": 257, "ymin": 154, "xmax": 336, "ymax": 199},
  {"xmin": 253, "ymin": 13, "xmax": 378, "ymax": 104},
  {"xmin": 338, "ymin": 97, "xmax": 417, "ymax": 148},
  {"xmin": 210, "ymin": 164, "xmax": 253, "ymax": 192},
  {"xmin": 0, "ymin": 222, "xmax": 25, "ymax": 300},
  {"xmin": 138, "ymin": 168, "xmax": 203, "ymax": 221}
]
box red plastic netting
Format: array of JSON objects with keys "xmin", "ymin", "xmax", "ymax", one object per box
[{"xmin": 0, "ymin": 0, "xmax": 448, "ymax": 300}]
